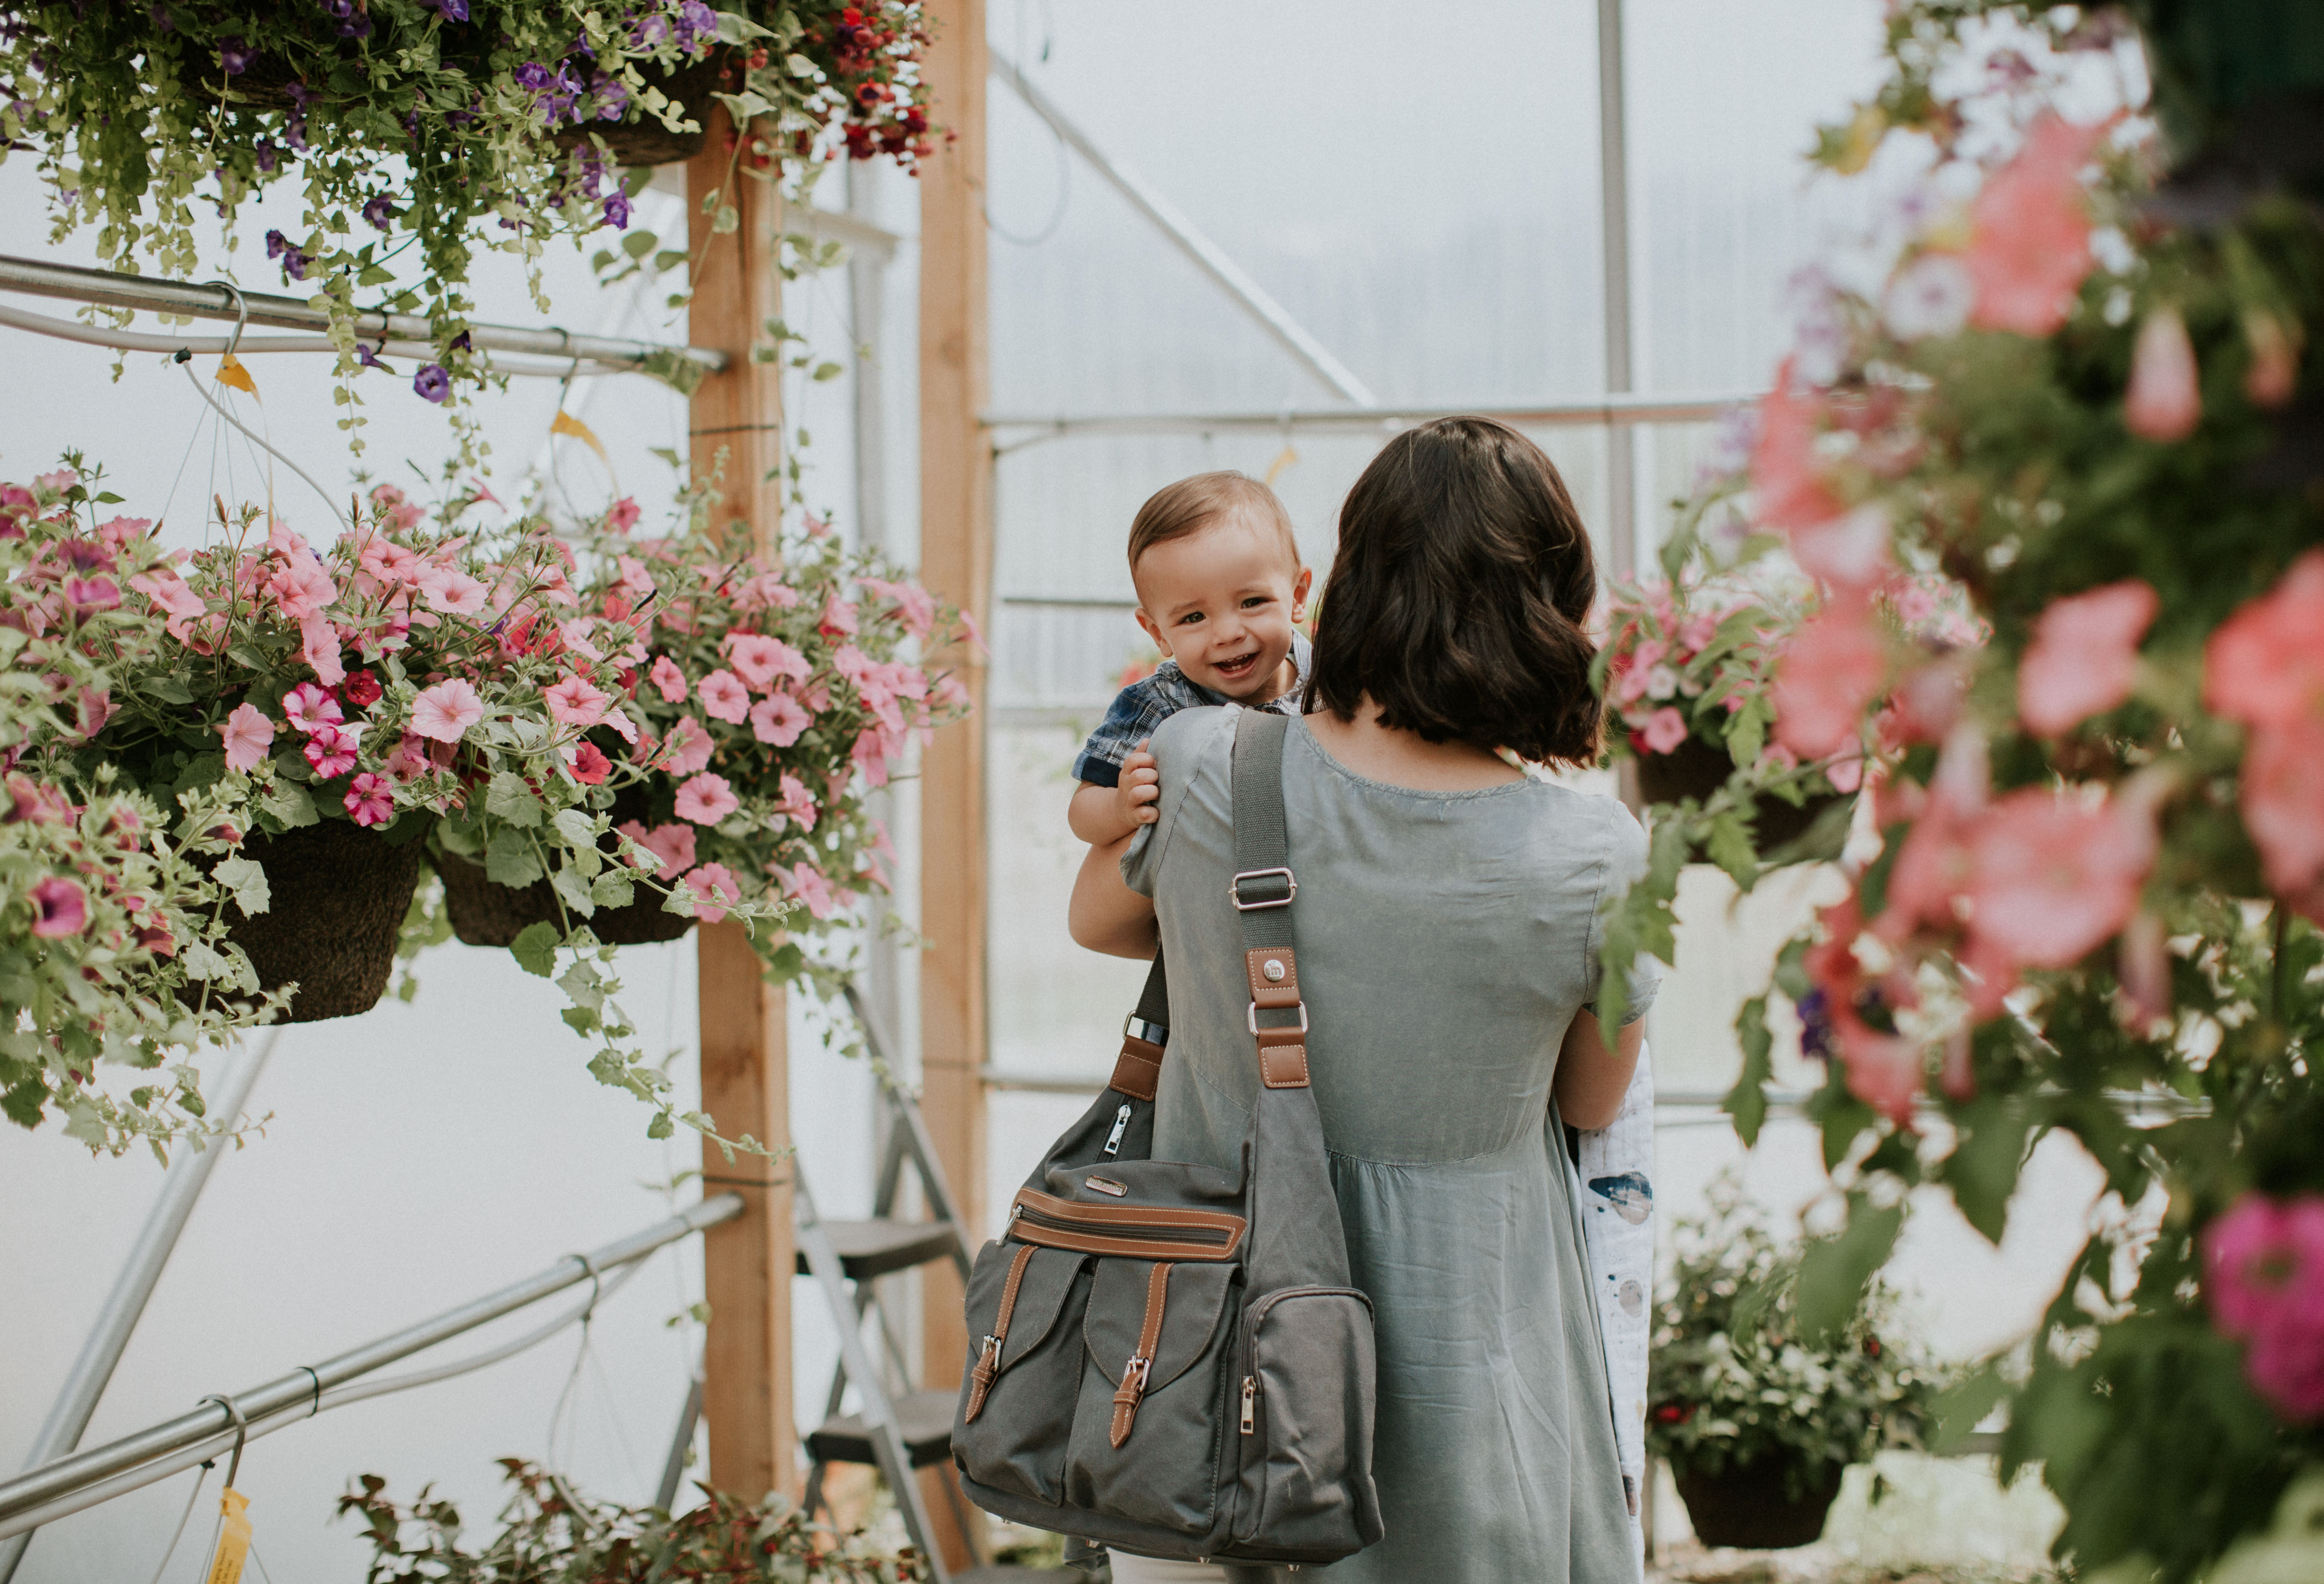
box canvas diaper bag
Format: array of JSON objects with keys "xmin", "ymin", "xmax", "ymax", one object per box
[{"xmin": 950, "ymin": 708, "xmax": 1384, "ymax": 1564}]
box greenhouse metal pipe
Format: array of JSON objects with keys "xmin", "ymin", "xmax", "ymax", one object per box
[
  {"xmin": 0, "ymin": 1033, "xmax": 280, "ymax": 1584},
  {"xmin": 981, "ymin": 390, "xmax": 1753, "ymax": 443},
  {"xmin": 988, "ymin": 49, "xmax": 1379, "ymax": 408},
  {"xmin": 0, "ymin": 254, "xmax": 728, "ymax": 377},
  {"xmin": 0, "ymin": 1193, "xmax": 742, "ymax": 1537},
  {"xmin": 1597, "ymin": 0, "xmax": 1640, "ymax": 573}
]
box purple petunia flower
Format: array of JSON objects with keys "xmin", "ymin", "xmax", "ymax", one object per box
[
  {"xmin": 356, "ymin": 341, "xmax": 392, "ymax": 372},
  {"xmin": 361, "ymin": 194, "xmax": 395, "ymax": 231},
  {"xmin": 513, "ymin": 62, "xmax": 551, "ymax": 92},
  {"xmin": 603, "ymin": 191, "xmax": 631, "ymax": 229},
  {"xmin": 147, "ymin": 5, "xmax": 174, "ymax": 31},
  {"xmin": 264, "ymin": 228, "xmax": 311, "ymax": 281},
  {"xmin": 421, "ymin": 0, "xmax": 470, "ymax": 20},
  {"xmin": 588, "ymin": 72, "xmax": 629, "ymax": 121},
  {"xmin": 217, "ymin": 35, "xmax": 255, "ymax": 74},
  {"xmin": 674, "ymin": 0, "xmax": 718, "ymax": 54},
  {"xmin": 412, "ymin": 364, "xmax": 451, "ymax": 404},
  {"xmin": 447, "ymin": 331, "xmax": 472, "ymax": 353},
  {"xmin": 253, "ymin": 138, "xmax": 279, "ymax": 173}
]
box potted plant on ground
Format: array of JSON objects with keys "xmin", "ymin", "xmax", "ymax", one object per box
[{"xmin": 1647, "ymin": 1178, "xmax": 1939, "ymax": 1550}]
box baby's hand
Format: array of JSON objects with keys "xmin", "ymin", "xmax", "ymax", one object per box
[{"xmin": 1116, "ymin": 742, "xmax": 1160, "ymax": 827}]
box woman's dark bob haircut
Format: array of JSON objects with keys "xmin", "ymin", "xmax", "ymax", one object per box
[{"xmin": 1306, "ymin": 416, "xmax": 1603, "ymax": 766}]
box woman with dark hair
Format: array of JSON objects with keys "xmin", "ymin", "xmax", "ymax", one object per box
[{"xmin": 1069, "ymin": 417, "xmax": 1653, "ymax": 1582}]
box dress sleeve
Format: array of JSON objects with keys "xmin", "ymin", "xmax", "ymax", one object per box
[
  {"xmin": 1587, "ymin": 803, "xmax": 1662, "ymax": 1027},
  {"xmin": 1119, "ymin": 705, "xmax": 1228, "ymax": 898}
]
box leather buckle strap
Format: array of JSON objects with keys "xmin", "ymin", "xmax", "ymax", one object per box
[
  {"xmin": 1110, "ymin": 1034, "xmax": 1164, "ymax": 1102},
  {"xmin": 963, "ymin": 1241, "xmax": 1038, "ymax": 1423},
  {"xmin": 1109, "ymin": 1261, "xmax": 1174, "ymax": 1447},
  {"xmin": 1244, "ymin": 947, "xmax": 1300, "ymax": 1009}
]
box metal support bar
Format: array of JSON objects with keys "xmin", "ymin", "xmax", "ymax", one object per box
[
  {"xmin": 0, "ymin": 1032, "xmax": 280, "ymax": 1584},
  {"xmin": 988, "ymin": 49, "xmax": 1378, "ymax": 407},
  {"xmin": 0, "ymin": 254, "xmax": 727, "ymax": 377},
  {"xmin": 981, "ymin": 391, "xmax": 1751, "ymax": 446},
  {"xmin": 1597, "ymin": 0, "xmax": 1641, "ymax": 572},
  {"xmin": 0, "ymin": 1194, "xmax": 743, "ymax": 1539},
  {"xmin": 655, "ymin": 1375, "xmax": 705, "ymax": 1512}
]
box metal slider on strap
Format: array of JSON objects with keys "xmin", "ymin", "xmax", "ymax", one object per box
[
  {"xmin": 1228, "ymin": 866, "xmax": 1296, "ymax": 911},
  {"xmin": 1123, "ymin": 1014, "xmax": 1169, "ymax": 1048},
  {"xmin": 1247, "ymin": 1001, "xmax": 1309, "ymax": 1036}
]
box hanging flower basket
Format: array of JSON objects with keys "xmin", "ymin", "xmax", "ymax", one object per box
[
  {"xmin": 208, "ymin": 819, "xmax": 425, "ymax": 1024},
  {"xmin": 554, "ymin": 51, "xmax": 732, "ymax": 167},
  {"xmin": 1634, "ymin": 733, "xmax": 1847, "ymax": 854},
  {"xmin": 1674, "ymin": 1459, "xmax": 1845, "ymax": 1550},
  {"xmin": 435, "ymin": 791, "xmax": 692, "ymax": 948}
]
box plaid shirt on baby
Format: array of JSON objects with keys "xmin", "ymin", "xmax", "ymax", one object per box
[{"xmin": 1072, "ymin": 633, "xmax": 1314, "ymax": 787}]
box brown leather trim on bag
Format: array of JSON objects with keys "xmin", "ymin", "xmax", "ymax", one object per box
[
  {"xmin": 1256, "ymin": 1027, "xmax": 1311, "ymax": 1089},
  {"xmin": 1110, "ymin": 1036, "xmax": 1163, "ymax": 1102},
  {"xmin": 1244, "ymin": 947, "xmax": 1301, "ymax": 1009},
  {"xmin": 1009, "ymin": 1188, "xmax": 1247, "ymax": 1260},
  {"xmin": 963, "ymin": 1242, "xmax": 1038, "ymax": 1422},
  {"xmin": 1109, "ymin": 1261, "xmax": 1173, "ymax": 1447}
]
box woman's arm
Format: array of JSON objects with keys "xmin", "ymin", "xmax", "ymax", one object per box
[
  {"xmin": 1553, "ymin": 1009, "xmax": 1646, "ymax": 1131},
  {"xmin": 1067, "ymin": 833, "xmax": 1160, "ymax": 958}
]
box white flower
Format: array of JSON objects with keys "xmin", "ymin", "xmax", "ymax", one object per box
[
  {"xmin": 1644, "ymin": 664, "xmax": 1681, "ymax": 701},
  {"xmin": 1883, "ymin": 253, "xmax": 1976, "ymax": 341}
]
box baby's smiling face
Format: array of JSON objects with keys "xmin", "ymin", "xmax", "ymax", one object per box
[{"xmin": 1131, "ymin": 510, "xmax": 1311, "ymax": 704}]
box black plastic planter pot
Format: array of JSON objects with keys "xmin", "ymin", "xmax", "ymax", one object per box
[
  {"xmin": 205, "ymin": 817, "xmax": 425, "ymax": 1023},
  {"xmin": 1674, "ymin": 1460, "xmax": 1846, "ymax": 1550},
  {"xmin": 435, "ymin": 788, "xmax": 693, "ymax": 949},
  {"xmin": 1634, "ymin": 733, "xmax": 1851, "ymax": 856}
]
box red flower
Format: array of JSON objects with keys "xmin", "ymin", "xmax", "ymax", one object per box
[
  {"xmin": 571, "ymin": 743, "xmax": 611, "ymax": 785},
  {"xmin": 342, "ymin": 669, "xmax": 383, "ymax": 708}
]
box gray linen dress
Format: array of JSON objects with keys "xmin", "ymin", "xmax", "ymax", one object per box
[{"xmin": 1120, "ymin": 705, "xmax": 1657, "ymax": 1584}]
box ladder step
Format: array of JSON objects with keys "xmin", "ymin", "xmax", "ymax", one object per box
[
  {"xmin": 954, "ymin": 1569, "xmax": 1091, "ymax": 1582},
  {"xmin": 805, "ymin": 1386, "xmax": 960, "ymax": 1469},
  {"xmin": 798, "ymin": 1218, "xmax": 959, "ymax": 1280}
]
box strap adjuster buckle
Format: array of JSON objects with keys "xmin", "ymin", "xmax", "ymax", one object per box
[
  {"xmin": 1228, "ymin": 866, "xmax": 1296, "ymax": 911},
  {"xmin": 1247, "ymin": 1001, "xmax": 1309, "ymax": 1036},
  {"xmin": 1123, "ymin": 1015, "xmax": 1169, "ymax": 1048}
]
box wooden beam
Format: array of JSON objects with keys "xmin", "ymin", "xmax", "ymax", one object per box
[
  {"xmin": 688, "ymin": 108, "xmax": 795, "ymax": 1504},
  {"xmin": 915, "ymin": 0, "xmax": 990, "ymax": 1402}
]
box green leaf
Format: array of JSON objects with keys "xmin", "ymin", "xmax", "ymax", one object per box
[
  {"xmin": 1703, "ymin": 810, "xmax": 1760, "ymax": 890},
  {"xmin": 557, "ymin": 960, "xmax": 605, "ymax": 1014},
  {"xmin": 509, "ymin": 922, "xmax": 560, "ymax": 979},
  {"xmin": 551, "ymin": 807, "xmax": 598, "ymax": 851},
  {"xmin": 213, "ymin": 855, "xmax": 271, "ymax": 918},
  {"xmin": 551, "ymin": 864, "xmax": 596, "ymax": 918},
  {"xmin": 620, "ymin": 230, "xmax": 657, "ymax": 259},
  {"xmin": 591, "ymin": 872, "xmax": 636, "ymax": 908},
  {"xmin": 809, "ymin": 361, "xmax": 843, "ymax": 382},
  {"xmin": 1928, "ymin": 1362, "xmax": 2010, "ymax": 1454},
  {"xmin": 1796, "ymin": 1197, "xmax": 1903, "ymax": 1342},
  {"xmin": 484, "ymin": 828, "xmax": 544, "ymax": 888},
  {"xmin": 139, "ymin": 676, "xmax": 195, "ymax": 705},
  {"xmin": 484, "ymin": 771, "xmax": 544, "ymax": 828},
  {"xmin": 259, "ymin": 779, "xmax": 318, "ymax": 830},
  {"xmin": 1726, "ymin": 996, "xmax": 1773, "ymax": 1146},
  {"xmin": 1944, "ymin": 1094, "xmax": 2032, "ymax": 1244}
]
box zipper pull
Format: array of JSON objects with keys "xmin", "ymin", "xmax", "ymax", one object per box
[
  {"xmin": 1239, "ymin": 1375, "xmax": 1257, "ymax": 1435},
  {"xmin": 1102, "ymin": 1102, "xmax": 1132, "ymax": 1158}
]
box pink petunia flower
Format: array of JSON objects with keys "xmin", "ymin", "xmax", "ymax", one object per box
[
  {"xmin": 605, "ymin": 496, "xmax": 642, "ymax": 533},
  {"xmin": 27, "ymin": 875, "xmax": 88, "ymax": 938},
  {"xmin": 819, "ymin": 593, "xmax": 858, "ymax": 639},
  {"xmin": 860, "ymin": 575, "xmax": 938, "ymax": 637},
  {"xmin": 300, "ymin": 616, "xmax": 347, "ymax": 686},
  {"xmin": 75, "ymin": 686, "xmax": 113, "ymax": 740},
  {"xmin": 2206, "ymin": 549, "xmax": 2324, "ymax": 730},
  {"xmin": 618, "ymin": 820, "xmax": 697, "ymax": 875},
  {"xmin": 3, "ymin": 772, "xmax": 71, "ymax": 826},
  {"xmin": 603, "ymin": 707, "xmax": 639, "ymax": 745},
  {"xmin": 216, "ymin": 703, "xmax": 277, "ymax": 772},
  {"xmin": 344, "ymin": 771, "xmax": 395, "ymax": 828},
  {"xmin": 649, "ymin": 655, "xmax": 689, "ymax": 702},
  {"xmin": 1965, "ymin": 114, "xmax": 2109, "ymax": 337},
  {"xmin": 416, "ymin": 562, "xmax": 487, "ymax": 615},
  {"xmin": 2019, "ymin": 580, "xmax": 2159, "ymax": 735},
  {"xmin": 2238, "ymin": 718, "xmax": 2324, "ymax": 908},
  {"xmin": 569, "ymin": 742, "xmax": 611, "ymax": 784},
  {"xmin": 410, "ymin": 678, "xmax": 484, "ymax": 743},
  {"xmin": 660, "ymin": 715, "xmax": 714, "ymax": 776},
  {"xmin": 282, "ymin": 681, "xmax": 344, "ymax": 735},
  {"xmin": 732, "ymin": 572, "xmax": 802, "ymax": 612},
  {"xmin": 358, "ymin": 535, "xmax": 425, "ymax": 588},
  {"xmin": 64, "ymin": 575, "xmax": 122, "ymax": 613},
  {"xmin": 698, "ymin": 668, "xmax": 751, "ymax": 725},
  {"xmin": 724, "ymin": 632, "xmax": 810, "ymax": 691},
  {"xmin": 750, "ymin": 691, "xmax": 811, "ymax": 747},
  {"xmin": 2202, "ymin": 1192, "xmax": 2324, "ymax": 1421},
  {"xmin": 544, "ymin": 673, "xmax": 612, "ymax": 728},
  {"xmin": 1965, "ymin": 784, "xmax": 2155, "ymax": 977},
  {"xmin": 681, "ymin": 862, "xmax": 740, "ymax": 923},
  {"xmin": 383, "ymin": 731, "xmax": 433, "ymax": 783},
  {"xmin": 129, "ymin": 568, "xmax": 206, "ymax": 639},
  {"xmin": 1635, "ymin": 707, "xmax": 1689, "ymax": 757},
  {"xmin": 674, "ymin": 772, "xmax": 739, "ymax": 826},
  {"xmin": 775, "ymin": 771, "xmax": 818, "ymax": 833},
  {"xmin": 266, "ymin": 556, "xmax": 337, "ymax": 620},
  {"xmin": 776, "ymin": 860, "xmax": 841, "ymax": 921},
  {"xmin": 616, "ymin": 555, "xmax": 656, "ymax": 598},
  {"xmin": 1752, "ymin": 360, "xmax": 1846, "ymax": 531},
  {"xmin": 851, "ymin": 725, "xmax": 898, "ymax": 789},
  {"xmin": 1772, "ymin": 600, "xmax": 1887, "ymax": 759},
  {"xmin": 2126, "ymin": 306, "xmax": 2202, "ymax": 442},
  {"xmin": 304, "ymin": 722, "xmax": 363, "ymax": 779}
]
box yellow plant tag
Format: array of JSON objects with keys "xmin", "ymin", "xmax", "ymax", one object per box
[
  {"xmin": 550, "ymin": 409, "xmax": 612, "ymax": 473},
  {"xmin": 205, "ymin": 1487, "xmax": 251, "ymax": 1584},
  {"xmin": 1263, "ymin": 444, "xmax": 1299, "ymax": 487},
  {"xmin": 214, "ymin": 354, "xmax": 259, "ymax": 397}
]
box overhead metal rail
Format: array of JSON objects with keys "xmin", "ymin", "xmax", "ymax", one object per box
[
  {"xmin": 980, "ymin": 390, "xmax": 1754, "ymax": 450},
  {"xmin": 0, "ymin": 253, "xmax": 729, "ymax": 380},
  {"xmin": 0, "ymin": 1193, "xmax": 742, "ymax": 1543}
]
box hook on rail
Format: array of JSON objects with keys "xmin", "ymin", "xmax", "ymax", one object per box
[{"xmin": 194, "ymin": 1395, "xmax": 249, "ymax": 1490}]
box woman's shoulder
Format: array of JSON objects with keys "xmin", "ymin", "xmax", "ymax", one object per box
[
  {"xmin": 1147, "ymin": 702, "xmax": 1238, "ymax": 773},
  {"xmin": 1511, "ymin": 776, "xmax": 1652, "ymax": 865}
]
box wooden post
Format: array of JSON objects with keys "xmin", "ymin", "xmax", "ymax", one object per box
[
  {"xmin": 917, "ymin": 0, "xmax": 992, "ymax": 1565},
  {"xmin": 688, "ymin": 109, "xmax": 796, "ymax": 1503}
]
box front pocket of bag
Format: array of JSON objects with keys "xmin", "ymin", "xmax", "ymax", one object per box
[
  {"xmin": 1232, "ymin": 1287, "xmax": 1383, "ymax": 1553},
  {"xmin": 952, "ymin": 1240, "xmax": 1089, "ymax": 1504},
  {"xmin": 1061, "ymin": 1258, "xmax": 1239, "ymax": 1533}
]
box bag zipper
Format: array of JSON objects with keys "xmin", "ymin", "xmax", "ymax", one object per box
[
  {"xmin": 1013, "ymin": 1202, "xmax": 1237, "ymax": 1250},
  {"xmin": 1238, "ymin": 1287, "xmax": 1373, "ymax": 1440},
  {"xmin": 1102, "ymin": 1102, "xmax": 1132, "ymax": 1157},
  {"xmin": 1239, "ymin": 1374, "xmax": 1257, "ymax": 1435}
]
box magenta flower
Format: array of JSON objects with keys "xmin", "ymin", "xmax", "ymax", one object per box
[
  {"xmin": 27, "ymin": 875, "xmax": 88, "ymax": 938},
  {"xmin": 303, "ymin": 722, "xmax": 362, "ymax": 779},
  {"xmin": 282, "ymin": 681, "xmax": 344, "ymax": 735},
  {"xmin": 674, "ymin": 772, "xmax": 739, "ymax": 826},
  {"xmin": 216, "ymin": 703, "xmax": 277, "ymax": 772},
  {"xmin": 649, "ymin": 655, "xmax": 689, "ymax": 702},
  {"xmin": 660, "ymin": 715, "xmax": 714, "ymax": 776},
  {"xmin": 750, "ymin": 691, "xmax": 810, "ymax": 748},
  {"xmin": 725, "ymin": 632, "xmax": 809, "ymax": 691},
  {"xmin": 698, "ymin": 668, "xmax": 751, "ymax": 725},
  {"xmin": 2203, "ymin": 1192, "xmax": 2324, "ymax": 1421},
  {"xmin": 618, "ymin": 819, "xmax": 696, "ymax": 875},
  {"xmin": 545, "ymin": 673, "xmax": 612, "ymax": 727},
  {"xmin": 2019, "ymin": 580, "xmax": 2158, "ymax": 735},
  {"xmin": 682, "ymin": 861, "xmax": 739, "ymax": 922},
  {"xmin": 410, "ymin": 678, "xmax": 484, "ymax": 743},
  {"xmin": 344, "ymin": 771, "xmax": 395, "ymax": 828}
]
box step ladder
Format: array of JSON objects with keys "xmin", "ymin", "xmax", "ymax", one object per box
[{"xmin": 791, "ymin": 982, "xmax": 1086, "ymax": 1584}]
